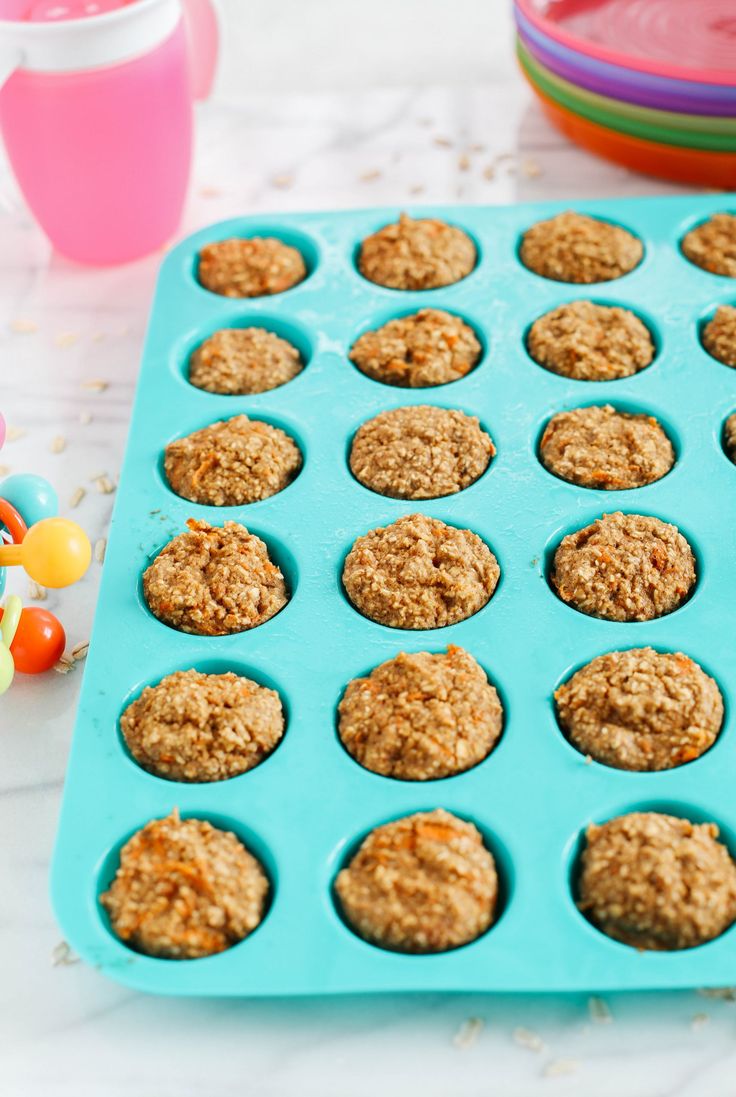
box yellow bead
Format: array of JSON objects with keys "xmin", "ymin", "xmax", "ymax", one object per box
[{"xmin": 21, "ymin": 518, "xmax": 91, "ymax": 588}]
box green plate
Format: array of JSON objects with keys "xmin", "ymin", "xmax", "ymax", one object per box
[{"xmin": 518, "ymin": 39, "xmax": 736, "ymax": 151}]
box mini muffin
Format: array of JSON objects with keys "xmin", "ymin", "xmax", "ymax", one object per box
[
  {"xmin": 527, "ymin": 300, "xmax": 655, "ymax": 381},
  {"xmin": 579, "ymin": 811, "xmax": 736, "ymax": 950},
  {"xmin": 681, "ymin": 213, "xmax": 736, "ymax": 277},
  {"xmin": 724, "ymin": 413, "xmax": 736, "ymax": 462},
  {"xmin": 143, "ymin": 519, "xmax": 288, "ymax": 635},
  {"xmin": 338, "ymin": 646, "xmax": 503, "ymax": 780},
  {"xmin": 349, "ymin": 308, "xmax": 482, "ymax": 387},
  {"xmin": 189, "ymin": 327, "xmax": 304, "ymax": 395},
  {"xmin": 121, "ymin": 669, "xmax": 285, "ymax": 782},
  {"xmin": 520, "ymin": 211, "xmax": 643, "ymax": 283},
  {"xmin": 551, "ymin": 512, "xmax": 695, "ymax": 622},
  {"xmin": 335, "ymin": 809, "xmax": 497, "ymax": 952},
  {"xmin": 701, "ymin": 304, "xmax": 736, "ymax": 367},
  {"xmin": 350, "ymin": 405, "xmax": 494, "ymax": 499},
  {"xmin": 198, "ymin": 237, "xmax": 306, "ymax": 297},
  {"xmin": 100, "ymin": 810, "xmax": 269, "ymax": 959},
  {"xmin": 358, "ymin": 213, "xmax": 476, "ymax": 290},
  {"xmin": 343, "ymin": 513, "xmax": 499, "ymax": 630},
  {"xmin": 555, "ymin": 648, "xmax": 723, "ymax": 771},
  {"xmin": 539, "ymin": 405, "xmax": 674, "ymax": 490},
  {"xmin": 164, "ymin": 415, "xmax": 302, "ymax": 506}
]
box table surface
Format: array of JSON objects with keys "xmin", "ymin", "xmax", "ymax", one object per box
[{"xmin": 2, "ymin": 8, "xmax": 735, "ymax": 1094}]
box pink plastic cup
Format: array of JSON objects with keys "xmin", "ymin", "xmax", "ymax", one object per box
[{"xmin": 0, "ymin": 0, "xmax": 197, "ymax": 264}]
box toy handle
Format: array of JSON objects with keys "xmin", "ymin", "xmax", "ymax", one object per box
[{"xmin": 181, "ymin": 0, "xmax": 219, "ymax": 100}]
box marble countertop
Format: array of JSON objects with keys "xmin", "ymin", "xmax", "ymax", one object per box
[{"xmin": 2, "ymin": 12, "xmax": 735, "ymax": 1093}]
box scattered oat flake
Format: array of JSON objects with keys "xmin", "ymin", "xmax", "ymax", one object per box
[
  {"xmin": 409, "ymin": 184, "xmax": 426, "ymax": 195},
  {"xmin": 6, "ymin": 426, "xmax": 25, "ymax": 442},
  {"xmin": 54, "ymin": 652, "xmax": 76, "ymax": 674},
  {"xmin": 94, "ymin": 538, "xmax": 107, "ymax": 564},
  {"xmin": 50, "ymin": 435, "xmax": 66, "ymax": 454},
  {"xmin": 81, "ymin": 378, "xmax": 108, "ymax": 392},
  {"xmin": 28, "ymin": 581, "xmax": 46, "ymax": 601},
  {"xmin": 71, "ymin": 640, "xmax": 89, "ymax": 662},
  {"xmin": 470, "ymin": 143, "xmax": 486, "ymax": 152},
  {"xmin": 453, "ymin": 1017, "xmax": 484, "ymax": 1049},
  {"xmin": 483, "ymin": 164, "xmax": 496, "ymax": 181},
  {"xmin": 10, "ymin": 318, "xmax": 38, "ymax": 334},
  {"xmin": 434, "ymin": 136, "xmax": 453, "ymax": 147},
  {"xmin": 360, "ymin": 169, "xmax": 382, "ymax": 183},
  {"xmin": 691, "ymin": 1012, "xmax": 709, "ymax": 1031},
  {"xmin": 69, "ymin": 487, "xmax": 85, "ymax": 509},
  {"xmin": 0, "ymin": 465, "xmax": 10, "ymax": 478},
  {"xmin": 79, "ymin": 410, "xmax": 92, "ymax": 425},
  {"xmin": 93, "ymin": 475, "xmax": 115, "ymax": 494},
  {"xmin": 584, "ymin": 754, "xmax": 593, "ymax": 765},
  {"xmin": 588, "ymin": 996, "xmax": 612, "ymax": 1024},
  {"xmin": 543, "ymin": 1059, "xmax": 579, "ymax": 1078},
  {"xmin": 52, "ymin": 940, "xmax": 79, "ymax": 966},
  {"xmin": 54, "ymin": 331, "xmax": 79, "ymax": 349},
  {"xmin": 513, "ymin": 1027, "xmax": 544, "ymax": 1052},
  {"xmin": 522, "ymin": 158, "xmax": 543, "ymax": 178},
  {"xmin": 698, "ymin": 987, "xmax": 736, "ymax": 1001},
  {"xmin": 270, "ymin": 174, "xmax": 294, "ymax": 190},
  {"xmin": 458, "ymin": 154, "xmax": 471, "ymax": 172}
]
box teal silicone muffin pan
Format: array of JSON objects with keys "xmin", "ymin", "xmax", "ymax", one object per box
[{"xmin": 51, "ymin": 194, "xmax": 736, "ymax": 995}]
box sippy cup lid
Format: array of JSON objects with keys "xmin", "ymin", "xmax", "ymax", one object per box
[{"xmin": 0, "ymin": 0, "xmax": 180, "ymax": 72}]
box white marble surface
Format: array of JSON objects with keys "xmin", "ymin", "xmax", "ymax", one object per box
[{"xmin": 2, "ymin": 6, "xmax": 734, "ymax": 1094}]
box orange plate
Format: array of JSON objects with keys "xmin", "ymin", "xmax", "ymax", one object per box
[{"xmin": 527, "ymin": 81, "xmax": 736, "ymax": 188}]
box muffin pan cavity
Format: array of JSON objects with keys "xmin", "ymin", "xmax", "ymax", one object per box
[{"xmin": 52, "ymin": 197, "xmax": 736, "ymax": 995}]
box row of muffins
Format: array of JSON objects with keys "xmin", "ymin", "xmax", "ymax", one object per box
[
  {"xmin": 186, "ymin": 299, "xmax": 736, "ymax": 399},
  {"xmin": 195, "ymin": 210, "xmax": 736, "ymax": 298}
]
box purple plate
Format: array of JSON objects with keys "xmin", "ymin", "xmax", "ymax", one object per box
[{"xmin": 515, "ymin": 7, "xmax": 736, "ymax": 117}]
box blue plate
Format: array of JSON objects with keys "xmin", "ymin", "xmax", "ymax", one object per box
[{"xmin": 51, "ymin": 195, "xmax": 736, "ymax": 995}]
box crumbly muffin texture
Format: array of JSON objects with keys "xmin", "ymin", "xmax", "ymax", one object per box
[
  {"xmin": 100, "ymin": 810, "xmax": 269, "ymax": 959},
  {"xmin": 343, "ymin": 513, "xmax": 499, "ymax": 630},
  {"xmin": 520, "ymin": 211, "xmax": 643, "ymax": 283},
  {"xmin": 198, "ymin": 237, "xmax": 306, "ymax": 298},
  {"xmin": 358, "ymin": 213, "xmax": 476, "ymax": 290},
  {"xmin": 335, "ymin": 809, "xmax": 498, "ymax": 952},
  {"xmin": 143, "ymin": 519, "xmax": 288, "ymax": 636},
  {"xmin": 189, "ymin": 327, "xmax": 304, "ymax": 395},
  {"xmin": 539, "ymin": 405, "xmax": 674, "ymax": 490},
  {"xmin": 350, "ymin": 405, "xmax": 494, "ymax": 499},
  {"xmin": 556, "ymin": 648, "xmax": 723, "ymax": 771},
  {"xmin": 350, "ymin": 308, "xmax": 482, "ymax": 388},
  {"xmin": 164, "ymin": 415, "xmax": 302, "ymax": 507},
  {"xmin": 579, "ymin": 811, "xmax": 736, "ymax": 951},
  {"xmin": 121, "ymin": 669, "xmax": 285, "ymax": 783},
  {"xmin": 552, "ymin": 512, "xmax": 695, "ymax": 622},
  {"xmin": 681, "ymin": 213, "xmax": 736, "ymax": 277},
  {"xmin": 702, "ymin": 304, "xmax": 736, "ymax": 367},
  {"xmin": 724, "ymin": 413, "xmax": 736, "ymax": 462},
  {"xmin": 527, "ymin": 300, "xmax": 655, "ymax": 381},
  {"xmin": 338, "ymin": 646, "xmax": 503, "ymax": 780}
]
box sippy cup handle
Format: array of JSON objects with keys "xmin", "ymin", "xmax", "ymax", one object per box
[{"xmin": 181, "ymin": 0, "xmax": 219, "ymax": 100}]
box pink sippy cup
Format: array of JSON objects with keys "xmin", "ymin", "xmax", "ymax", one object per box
[{"xmin": 0, "ymin": 0, "xmax": 214, "ymax": 264}]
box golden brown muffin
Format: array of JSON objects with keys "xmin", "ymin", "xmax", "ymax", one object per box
[
  {"xmin": 551, "ymin": 512, "xmax": 695, "ymax": 622},
  {"xmin": 527, "ymin": 301, "xmax": 654, "ymax": 381},
  {"xmin": 579, "ymin": 812, "xmax": 736, "ymax": 950},
  {"xmin": 143, "ymin": 519, "xmax": 288, "ymax": 636},
  {"xmin": 100, "ymin": 810, "xmax": 269, "ymax": 958},
  {"xmin": 338, "ymin": 646, "xmax": 503, "ymax": 780},
  {"xmin": 702, "ymin": 305, "xmax": 736, "ymax": 367},
  {"xmin": 682, "ymin": 213, "xmax": 736, "ymax": 277},
  {"xmin": 555, "ymin": 648, "xmax": 723, "ymax": 771},
  {"xmin": 520, "ymin": 211, "xmax": 642, "ymax": 283},
  {"xmin": 539, "ymin": 405, "xmax": 674, "ymax": 490},
  {"xmin": 335, "ymin": 809, "xmax": 498, "ymax": 952},
  {"xmin": 121, "ymin": 669, "xmax": 285, "ymax": 782},
  {"xmin": 358, "ymin": 213, "xmax": 476, "ymax": 290},
  {"xmin": 350, "ymin": 405, "xmax": 494, "ymax": 499},
  {"xmin": 198, "ymin": 237, "xmax": 306, "ymax": 297},
  {"xmin": 189, "ymin": 327, "xmax": 304, "ymax": 395},
  {"xmin": 343, "ymin": 513, "xmax": 500, "ymax": 630},
  {"xmin": 164, "ymin": 415, "xmax": 302, "ymax": 506},
  {"xmin": 724, "ymin": 412, "xmax": 736, "ymax": 462},
  {"xmin": 349, "ymin": 308, "xmax": 482, "ymax": 387}
]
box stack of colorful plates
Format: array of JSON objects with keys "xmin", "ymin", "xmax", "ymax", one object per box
[{"xmin": 514, "ymin": 0, "xmax": 736, "ymax": 187}]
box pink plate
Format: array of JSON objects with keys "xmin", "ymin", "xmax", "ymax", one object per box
[{"xmin": 516, "ymin": 0, "xmax": 736, "ymax": 87}]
